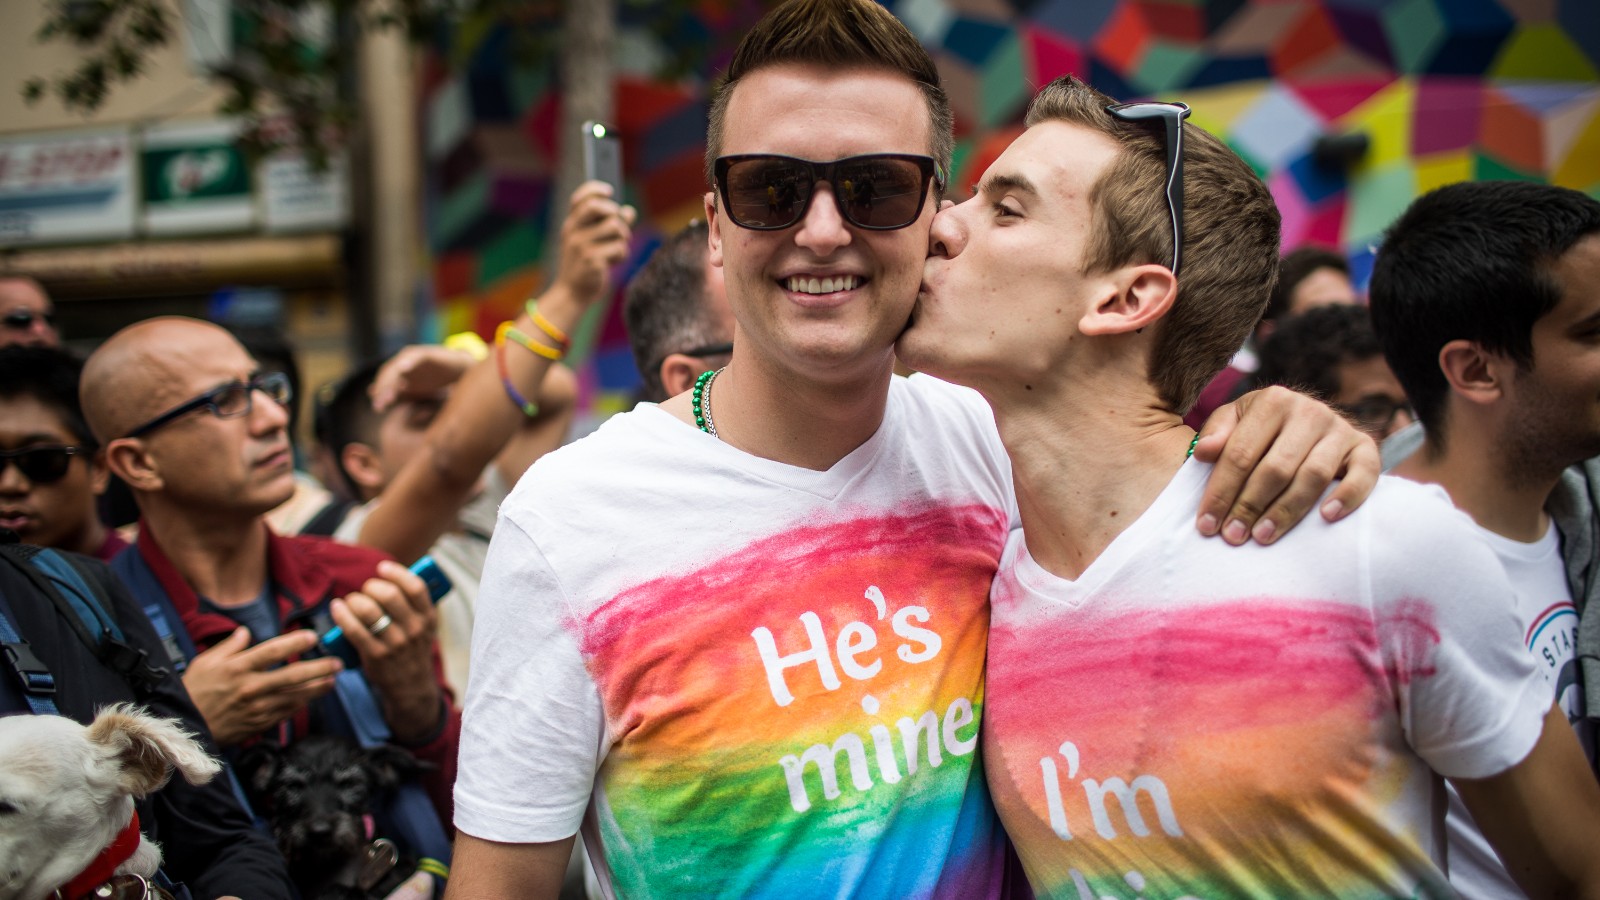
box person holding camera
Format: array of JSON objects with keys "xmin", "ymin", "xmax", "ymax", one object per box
[{"xmin": 78, "ymin": 317, "xmax": 458, "ymax": 821}]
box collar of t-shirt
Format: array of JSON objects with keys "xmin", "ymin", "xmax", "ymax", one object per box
[{"xmin": 199, "ymin": 583, "xmax": 280, "ymax": 644}]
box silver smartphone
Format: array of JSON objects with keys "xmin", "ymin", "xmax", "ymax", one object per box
[{"xmin": 582, "ymin": 120, "xmax": 623, "ymax": 195}]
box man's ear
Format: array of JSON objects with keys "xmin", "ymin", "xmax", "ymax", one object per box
[
  {"xmin": 340, "ymin": 442, "xmax": 388, "ymax": 497},
  {"xmin": 104, "ymin": 439, "xmax": 161, "ymax": 493},
  {"xmin": 1438, "ymin": 339, "xmax": 1505, "ymax": 406},
  {"xmin": 659, "ymin": 355, "xmax": 716, "ymax": 399},
  {"xmin": 705, "ymin": 192, "xmax": 724, "ymax": 268},
  {"xmin": 87, "ymin": 447, "xmax": 111, "ymax": 496},
  {"xmin": 1079, "ymin": 265, "xmax": 1179, "ymax": 337}
]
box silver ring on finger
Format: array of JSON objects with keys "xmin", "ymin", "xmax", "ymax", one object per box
[{"xmin": 369, "ymin": 614, "xmax": 394, "ymax": 637}]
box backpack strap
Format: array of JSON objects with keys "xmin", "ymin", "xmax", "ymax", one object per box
[
  {"xmin": 0, "ymin": 546, "xmax": 170, "ymax": 700},
  {"xmin": 26, "ymin": 546, "xmax": 123, "ymax": 642},
  {"xmin": 0, "ymin": 589, "xmax": 60, "ymax": 716},
  {"xmin": 299, "ymin": 497, "xmax": 356, "ymax": 537},
  {"xmin": 112, "ymin": 549, "xmax": 195, "ymax": 674}
]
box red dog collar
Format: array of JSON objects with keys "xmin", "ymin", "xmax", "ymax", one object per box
[{"xmin": 57, "ymin": 809, "xmax": 142, "ymax": 899}]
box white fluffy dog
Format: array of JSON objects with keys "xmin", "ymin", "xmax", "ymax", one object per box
[{"xmin": 0, "ymin": 704, "xmax": 221, "ymax": 900}]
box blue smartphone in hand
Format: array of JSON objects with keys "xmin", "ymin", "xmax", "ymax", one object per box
[{"xmin": 319, "ymin": 556, "xmax": 452, "ymax": 666}]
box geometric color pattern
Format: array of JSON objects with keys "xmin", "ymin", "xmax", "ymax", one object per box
[{"xmin": 422, "ymin": 0, "xmax": 1600, "ymax": 416}]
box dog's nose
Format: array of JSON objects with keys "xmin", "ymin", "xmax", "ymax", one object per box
[{"xmin": 308, "ymin": 818, "xmax": 335, "ymax": 836}]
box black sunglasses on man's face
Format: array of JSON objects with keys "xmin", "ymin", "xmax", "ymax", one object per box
[
  {"xmin": 2, "ymin": 309, "xmax": 56, "ymax": 331},
  {"xmin": 714, "ymin": 154, "xmax": 945, "ymax": 232},
  {"xmin": 1104, "ymin": 100, "xmax": 1190, "ymax": 276},
  {"xmin": 0, "ymin": 444, "xmax": 87, "ymax": 484}
]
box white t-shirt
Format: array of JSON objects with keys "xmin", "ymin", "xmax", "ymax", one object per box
[
  {"xmin": 336, "ymin": 466, "xmax": 508, "ymax": 697},
  {"xmin": 456, "ymin": 375, "xmax": 1019, "ymax": 898},
  {"xmin": 984, "ymin": 461, "xmax": 1548, "ymax": 900},
  {"xmin": 1446, "ymin": 521, "xmax": 1589, "ymax": 899}
]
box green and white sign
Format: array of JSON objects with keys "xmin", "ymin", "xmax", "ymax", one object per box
[{"xmin": 141, "ymin": 120, "xmax": 255, "ymax": 235}]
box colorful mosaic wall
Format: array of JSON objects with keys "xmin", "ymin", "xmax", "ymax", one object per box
[{"xmin": 421, "ymin": 0, "xmax": 1600, "ymax": 413}]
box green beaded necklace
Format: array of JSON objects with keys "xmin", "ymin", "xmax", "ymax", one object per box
[
  {"xmin": 692, "ymin": 367, "xmax": 723, "ymax": 436},
  {"xmin": 1186, "ymin": 433, "xmax": 1199, "ymax": 459}
]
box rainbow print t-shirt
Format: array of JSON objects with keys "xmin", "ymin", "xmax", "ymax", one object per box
[
  {"xmin": 456, "ymin": 375, "xmax": 1019, "ymax": 898},
  {"xmin": 984, "ymin": 461, "xmax": 1548, "ymax": 900}
]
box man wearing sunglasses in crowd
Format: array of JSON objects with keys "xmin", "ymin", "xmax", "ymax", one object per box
[
  {"xmin": 897, "ymin": 75, "xmax": 1600, "ymax": 897},
  {"xmin": 0, "ymin": 347, "xmax": 123, "ymax": 559},
  {"xmin": 0, "ymin": 276, "xmax": 60, "ymax": 349},
  {"xmin": 449, "ymin": 1, "xmax": 1380, "ymax": 895},
  {"xmin": 78, "ymin": 318, "xmax": 459, "ymax": 820},
  {"xmin": 623, "ymin": 219, "xmax": 736, "ymax": 404}
]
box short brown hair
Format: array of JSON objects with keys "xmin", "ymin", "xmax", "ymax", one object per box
[
  {"xmin": 1025, "ymin": 76, "xmax": 1281, "ymax": 414},
  {"xmin": 623, "ymin": 220, "xmax": 725, "ymax": 402},
  {"xmin": 704, "ymin": 0, "xmax": 953, "ymax": 189}
]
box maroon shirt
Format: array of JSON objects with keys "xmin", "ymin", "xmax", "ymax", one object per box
[{"xmin": 93, "ymin": 529, "xmax": 130, "ymax": 562}]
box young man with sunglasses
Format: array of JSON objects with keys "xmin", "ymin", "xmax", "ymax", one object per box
[
  {"xmin": 0, "ymin": 346, "xmax": 121, "ymax": 559},
  {"xmin": 0, "ymin": 276, "xmax": 59, "ymax": 349},
  {"xmin": 899, "ymin": 75, "xmax": 1600, "ymax": 898},
  {"xmin": 79, "ymin": 318, "xmax": 460, "ymax": 821},
  {"xmin": 449, "ymin": 1, "xmax": 1378, "ymax": 895}
]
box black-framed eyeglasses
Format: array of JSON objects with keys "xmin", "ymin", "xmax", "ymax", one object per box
[
  {"xmin": 1104, "ymin": 100, "xmax": 1190, "ymax": 275},
  {"xmin": 122, "ymin": 371, "xmax": 292, "ymax": 439},
  {"xmin": 714, "ymin": 154, "xmax": 945, "ymax": 231},
  {"xmin": 1335, "ymin": 396, "xmax": 1412, "ymax": 435},
  {"xmin": 676, "ymin": 341, "xmax": 732, "ymax": 359},
  {"xmin": 0, "ymin": 444, "xmax": 87, "ymax": 484},
  {"xmin": 2, "ymin": 308, "xmax": 56, "ymax": 331},
  {"xmin": 644, "ymin": 342, "xmax": 733, "ymax": 383}
]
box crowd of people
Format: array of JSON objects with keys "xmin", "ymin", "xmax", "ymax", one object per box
[{"xmin": 2, "ymin": 0, "xmax": 1598, "ymax": 897}]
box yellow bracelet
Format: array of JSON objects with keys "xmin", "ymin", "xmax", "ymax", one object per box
[
  {"xmin": 524, "ymin": 298, "xmax": 571, "ymax": 349},
  {"xmin": 500, "ymin": 321, "xmax": 565, "ymax": 361}
]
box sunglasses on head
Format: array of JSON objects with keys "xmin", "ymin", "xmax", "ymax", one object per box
[
  {"xmin": 714, "ymin": 154, "xmax": 945, "ymax": 231},
  {"xmin": 1104, "ymin": 100, "xmax": 1190, "ymax": 276},
  {"xmin": 0, "ymin": 444, "xmax": 87, "ymax": 484},
  {"xmin": 122, "ymin": 371, "xmax": 293, "ymax": 439},
  {"xmin": 2, "ymin": 308, "xmax": 56, "ymax": 331}
]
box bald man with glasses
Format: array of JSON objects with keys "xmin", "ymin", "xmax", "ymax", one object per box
[{"xmin": 80, "ymin": 317, "xmax": 461, "ymax": 823}]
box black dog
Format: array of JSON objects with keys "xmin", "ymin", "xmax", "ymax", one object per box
[{"xmin": 237, "ymin": 735, "xmax": 430, "ymax": 899}]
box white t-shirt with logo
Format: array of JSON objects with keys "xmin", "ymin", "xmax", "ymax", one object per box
[
  {"xmin": 455, "ymin": 375, "xmax": 1019, "ymax": 898},
  {"xmin": 984, "ymin": 461, "xmax": 1549, "ymax": 899},
  {"xmin": 1445, "ymin": 521, "xmax": 1591, "ymax": 898}
]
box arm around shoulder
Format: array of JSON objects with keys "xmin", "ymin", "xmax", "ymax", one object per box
[
  {"xmin": 1454, "ymin": 705, "xmax": 1600, "ymax": 899},
  {"xmin": 446, "ymin": 831, "xmax": 575, "ymax": 899}
]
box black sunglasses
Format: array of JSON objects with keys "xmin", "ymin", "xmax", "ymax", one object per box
[
  {"xmin": 714, "ymin": 154, "xmax": 945, "ymax": 231},
  {"xmin": 2, "ymin": 309, "xmax": 56, "ymax": 330},
  {"xmin": 0, "ymin": 444, "xmax": 87, "ymax": 484},
  {"xmin": 1104, "ymin": 100, "xmax": 1190, "ymax": 275},
  {"xmin": 123, "ymin": 371, "xmax": 293, "ymax": 439}
]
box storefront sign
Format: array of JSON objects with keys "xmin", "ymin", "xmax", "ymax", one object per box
[
  {"xmin": 0, "ymin": 130, "xmax": 137, "ymax": 247},
  {"xmin": 261, "ymin": 151, "xmax": 349, "ymax": 233},
  {"xmin": 142, "ymin": 120, "xmax": 255, "ymax": 235}
]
